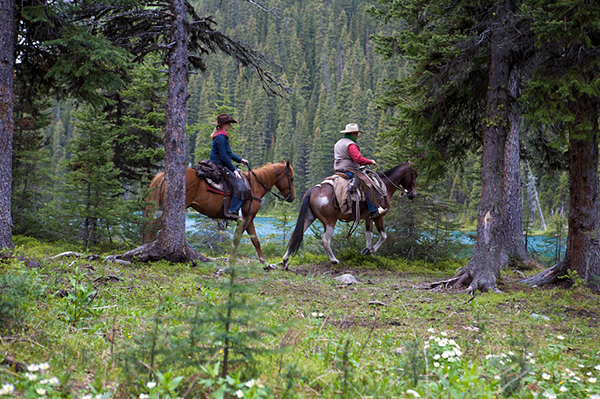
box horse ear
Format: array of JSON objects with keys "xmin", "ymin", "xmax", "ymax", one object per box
[
  {"xmin": 286, "ymin": 160, "xmax": 291, "ymax": 168},
  {"xmin": 281, "ymin": 158, "xmax": 285, "ymax": 164}
]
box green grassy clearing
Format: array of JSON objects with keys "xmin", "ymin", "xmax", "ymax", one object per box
[{"xmin": 1, "ymin": 237, "xmax": 599, "ymax": 398}]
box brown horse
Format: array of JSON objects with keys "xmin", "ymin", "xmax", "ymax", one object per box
[
  {"xmin": 146, "ymin": 160, "xmax": 295, "ymax": 263},
  {"xmin": 282, "ymin": 162, "xmax": 417, "ymax": 268}
]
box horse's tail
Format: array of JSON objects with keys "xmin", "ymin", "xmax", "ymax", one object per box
[
  {"xmin": 142, "ymin": 172, "xmax": 165, "ymax": 243},
  {"xmin": 287, "ymin": 186, "xmax": 315, "ymax": 256}
]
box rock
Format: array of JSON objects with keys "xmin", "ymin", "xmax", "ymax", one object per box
[
  {"xmin": 335, "ymin": 273, "xmax": 358, "ymax": 285},
  {"xmin": 530, "ymin": 313, "xmax": 550, "ymax": 321}
]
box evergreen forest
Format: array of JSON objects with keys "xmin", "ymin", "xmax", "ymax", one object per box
[{"xmin": 11, "ymin": 0, "xmax": 567, "ymax": 255}]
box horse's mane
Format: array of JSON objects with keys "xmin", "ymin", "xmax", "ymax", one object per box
[
  {"xmin": 379, "ymin": 162, "xmax": 411, "ymax": 177},
  {"xmin": 242, "ymin": 162, "xmax": 284, "ymax": 183}
]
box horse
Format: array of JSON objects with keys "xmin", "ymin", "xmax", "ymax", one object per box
[
  {"xmin": 282, "ymin": 162, "xmax": 417, "ymax": 269},
  {"xmin": 145, "ymin": 160, "xmax": 295, "ymax": 263}
]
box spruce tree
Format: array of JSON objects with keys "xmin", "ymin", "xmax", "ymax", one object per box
[{"xmin": 48, "ymin": 106, "xmax": 123, "ymax": 248}]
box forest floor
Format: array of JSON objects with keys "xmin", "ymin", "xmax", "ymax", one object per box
[{"xmin": 1, "ymin": 237, "xmax": 600, "ymax": 398}]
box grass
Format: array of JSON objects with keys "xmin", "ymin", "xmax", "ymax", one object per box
[{"xmin": 1, "ymin": 236, "xmax": 600, "ymax": 398}]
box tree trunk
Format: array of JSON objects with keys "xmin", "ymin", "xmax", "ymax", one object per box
[
  {"xmin": 0, "ymin": 0, "xmax": 15, "ymax": 251},
  {"xmin": 117, "ymin": 0, "xmax": 208, "ymax": 263},
  {"xmin": 501, "ymin": 66, "xmax": 527, "ymax": 261},
  {"xmin": 447, "ymin": 3, "xmax": 513, "ymax": 292},
  {"xmin": 523, "ymin": 129, "xmax": 600, "ymax": 291}
]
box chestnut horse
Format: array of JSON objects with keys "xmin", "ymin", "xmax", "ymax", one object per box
[
  {"xmin": 282, "ymin": 162, "xmax": 417, "ymax": 268},
  {"xmin": 145, "ymin": 160, "xmax": 295, "ymax": 263}
]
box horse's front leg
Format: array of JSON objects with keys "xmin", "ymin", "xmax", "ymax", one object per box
[
  {"xmin": 245, "ymin": 220, "xmax": 266, "ymax": 264},
  {"xmin": 229, "ymin": 218, "xmax": 245, "ymax": 264},
  {"xmin": 361, "ymin": 219, "xmax": 374, "ymax": 255},
  {"xmin": 322, "ymin": 223, "xmax": 340, "ymax": 265},
  {"xmin": 371, "ymin": 217, "xmax": 388, "ymax": 253}
]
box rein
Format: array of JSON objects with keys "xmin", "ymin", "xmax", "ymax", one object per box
[
  {"xmin": 379, "ymin": 170, "xmax": 407, "ymax": 192},
  {"xmin": 250, "ymin": 166, "xmax": 293, "ymax": 202}
]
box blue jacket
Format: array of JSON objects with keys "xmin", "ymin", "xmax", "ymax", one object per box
[{"xmin": 210, "ymin": 132, "xmax": 243, "ymax": 172}]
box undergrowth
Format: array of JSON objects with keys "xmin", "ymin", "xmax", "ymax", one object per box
[{"xmin": 1, "ymin": 239, "xmax": 599, "ymax": 398}]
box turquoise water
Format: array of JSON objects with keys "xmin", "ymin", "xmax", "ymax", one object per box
[{"xmin": 185, "ymin": 213, "xmax": 563, "ymax": 257}]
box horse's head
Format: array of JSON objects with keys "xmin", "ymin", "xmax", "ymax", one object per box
[
  {"xmin": 405, "ymin": 165, "xmax": 418, "ymax": 200},
  {"xmin": 380, "ymin": 162, "xmax": 418, "ymax": 199},
  {"xmin": 275, "ymin": 160, "xmax": 295, "ymax": 203}
]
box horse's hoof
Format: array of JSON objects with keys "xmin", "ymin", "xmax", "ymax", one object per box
[
  {"xmin": 331, "ymin": 259, "xmax": 340, "ymax": 265},
  {"xmin": 263, "ymin": 263, "xmax": 280, "ymax": 271},
  {"xmin": 361, "ymin": 248, "xmax": 371, "ymax": 256}
]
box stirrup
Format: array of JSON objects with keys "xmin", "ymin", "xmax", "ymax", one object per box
[{"xmin": 224, "ymin": 212, "xmax": 239, "ymax": 220}]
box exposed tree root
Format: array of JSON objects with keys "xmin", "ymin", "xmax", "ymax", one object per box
[
  {"xmin": 108, "ymin": 241, "xmax": 210, "ymax": 264},
  {"xmin": 520, "ymin": 259, "xmax": 566, "ymax": 287}
]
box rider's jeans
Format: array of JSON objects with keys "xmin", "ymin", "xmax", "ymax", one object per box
[{"xmin": 345, "ymin": 171, "xmax": 378, "ymax": 213}]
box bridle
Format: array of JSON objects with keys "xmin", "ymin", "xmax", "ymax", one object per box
[
  {"xmin": 250, "ymin": 165, "xmax": 294, "ymax": 202},
  {"xmin": 379, "ymin": 168, "xmax": 414, "ymax": 194}
]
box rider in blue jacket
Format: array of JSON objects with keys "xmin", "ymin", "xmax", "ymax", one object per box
[{"xmin": 209, "ymin": 113, "xmax": 249, "ymax": 219}]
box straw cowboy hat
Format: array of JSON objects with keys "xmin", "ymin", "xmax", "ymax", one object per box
[
  {"xmin": 340, "ymin": 123, "xmax": 364, "ymax": 134},
  {"xmin": 211, "ymin": 113, "xmax": 237, "ymax": 126}
]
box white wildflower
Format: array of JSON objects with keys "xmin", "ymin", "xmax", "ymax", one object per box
[
  {"xmin": 406, "ymin": 389, "xmax": 421, "ymax": 398},
  {"xmin": 40, "ymin": 379, "xmax": 49, "ymax": 385},
  {"xmin": 139, "ymin": 394, "xmax": 149, "ymax": 399},
  {"xmin": 530, "ymin": 359, "xmax": 536, "ymax": 364},
  {"xmin": 25, "ymin": 372, "xmax": 37, "ymax": 381},
  {"xmin": 542, "ymin": 391, "xmax": 556, "ymax": 399},
  {"xmin": 440, "ymin": 331, "xmax": 448, "ymax": 336},
  {"xmin": 579, "ymin": 364, "xmax": 585, "ymax": 368},
  {"xmin": 1, "ymin": 383, "xmax": 15, "ymax": 395},
  {"xmin": 427, "ymin": 328, "xmax": 435, "ymax": 333},
  {"xmin": 433, "ymin": 354, "xmax": 441, "ymax": 360},
  {"xmin": 235, "ymin": 389, "xmax": 244, "ymax": 398},
  {"xmin": 245, "ymin": 380, "xmax": 255, "ymax": 388},
  {"xmin": 556, "ymin": 335, "xmax": 565, "ymax": 340},
  {"xmin": 589, "ymin": 377, "xmax": 597, "ymax": 383},
  {"xmin": 318, "ymin": 313, "xmax": 324, "ymax": 317},
  {"xmin": 38, "ymin": 362, "xmax": 49, "ymax": 371},
  {"xmin": 542, "ymin": 373, "xmax": 551, "ymax": 380},
  {"xmin": 590, "ymin": 394, "xmax": 600, "ymax": 399},
  {"xmin": 454, "ymin": 348, "xmax": 463, "ymax": 357},
  {"xmin": 434, "ymin": 362, "xmax": 440, "ymax": 368},
  {"xmin": 36, "ymin": 388, "xmax": 47, "ymax": 395},
  {"xmin": 595, "ymin": 365, "xmax": 600, "ymax": 371},
  {"xmin": 494, "ymin": 375, "xmax": 501, "ymax": 380},
  {"xmin": 147, "ymin": 382, "xmax": 156, "ymax": 389},
  {"xmin": 438, "ymin": 339, "xmax": 448, "ymax": 347},
  {"xmin": 81, "ymin": 395, "xmax": 93, "ymax": 399},
  {"xmin": 48, "ymin": 377, "xmax": 59, "ymax": 385},
  {"xmin": 311, "ymin": 312, "xmax": 317, "ymax": 317},
  {"xmin": 27, "ymin": 364, "xmax": 40, "ymax": 372},
  {"xmin": 559, "ymin": 386, "xmax": 567, "ymax": 392}
]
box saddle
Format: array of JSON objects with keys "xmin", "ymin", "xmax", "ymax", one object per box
[
  {"xmin": 320, "ymin": 171, "xmax": 389, "ymax": 217},
  {"xmin": 194, "ymin": 160, "xmax": 249, "ymax": 194}
]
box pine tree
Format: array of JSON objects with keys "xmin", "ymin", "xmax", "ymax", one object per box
[{"xmin": 47, "ymin": 106, "xmax": 123, "ymax": 248}]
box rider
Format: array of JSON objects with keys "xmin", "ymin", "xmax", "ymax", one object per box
[
  {"xmin": 333, "ymin": 123, "xmax": 380, "ymax": 219},
  {"xmin": 209, "ymin": 113, "xmax": 249, "ymax": 220}
]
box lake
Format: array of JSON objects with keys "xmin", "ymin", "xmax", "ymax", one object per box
[{"xmin": 185, "ymin": 213, "xmax": 564, "ymax": 257}]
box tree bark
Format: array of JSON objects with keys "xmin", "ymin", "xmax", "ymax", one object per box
[
  {"xmin": 117, "ymin": 0, "xmax": 208, "ymax": 263},
  {"xmin": 447, "ymin": 3, "xmax": 513, "ymax": 292},
  {"xmin": 0, "ymin": 0, "xmax": 15, "ymax": 251},
  {"xmin": 523, "ymin": 129, "xmax": 600, "ymax": 291},
  {"xmin": 502, "ymin": 66, "xmax": 527, "ymax": 261}
]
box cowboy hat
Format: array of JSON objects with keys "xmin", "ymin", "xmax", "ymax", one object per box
[
  {"xmin": 211, "ymin": 113, "xmax": 238, "ymax": 126},
  {"xmin": 340, "ymin": 123, "xmax": 364, "ymax": 134}
]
